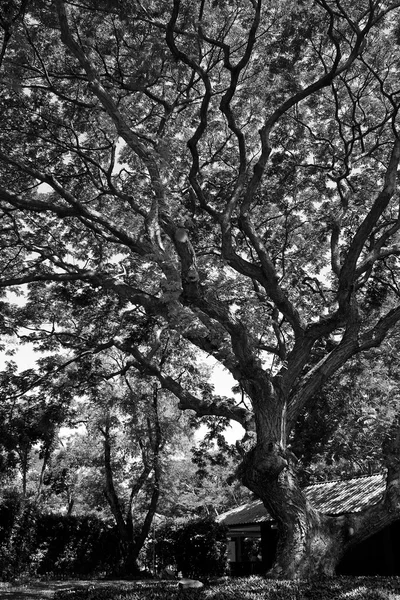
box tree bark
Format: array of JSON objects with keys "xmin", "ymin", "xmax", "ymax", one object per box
[
  {"xmin": 240, "ymin": 445, "xmax": 337, "ymax": 577},
  {"xmin": 233, "ymin": 369, "xmax": 400, "ymax": 580},
  {"xmin": 238, "ymin": 416, "xmax": 400, "ymax": 579}
]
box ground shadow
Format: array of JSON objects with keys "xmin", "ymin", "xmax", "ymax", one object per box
[{"xmin": 0, "ymin": 579, "xmax": 135, "ymax": 599}]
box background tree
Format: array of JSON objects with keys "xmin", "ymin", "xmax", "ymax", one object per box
[
  {"xmin": 3, "ymin": 0, "xmax": 400, "ymax": 578},
  {"xmin": 0, "ymin": 361, "xmax": 70, "ymax": 500},
  {"xmin": 43, "ymin": 439, "xmax": 86, "ymax": 516},
  {"xmin": 44, "ymin": 367, "xmax": 194, "ymax": 573},
  {"xmin": 161, "ymin": 424, "xmax": 252, "ymax": 518},
  {"xmin": 93, "ymin": 380, "xmax": 163, "ymax": 574}
]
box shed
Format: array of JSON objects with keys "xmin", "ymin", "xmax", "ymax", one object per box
[{"xmin": 217, "ymin": 474, "xmax": 400, "ymax": 575}]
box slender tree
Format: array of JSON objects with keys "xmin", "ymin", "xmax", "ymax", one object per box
[
  {"xmin": 42, "ymin": 365, "xmax": 195, "ymax": 572},
  {"xmin": 3, "ymin": 0, "xmax": 400, "ymax": 577},
  {"xmin": 94, "ymin": 382, "xmax": 162, "ymax": 573}
]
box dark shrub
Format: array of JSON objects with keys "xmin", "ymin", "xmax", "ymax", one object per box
[
  {"xmin": 0, "ymin": 499, "xmax": 122, "ymax": 580},
  {"xmin": 153, "ymin": 517, "xmax": 227, "ymax": 578},
  {"xmin": 0, "ymin": 496, "xmax": 39, "ymax": 579},
  {"xmin": 35, "ymin": 513, "xmax": 122, "ymax": 577}
]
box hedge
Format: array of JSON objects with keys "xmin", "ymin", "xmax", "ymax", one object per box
[
  {"xmin": 0, "ymin": 498, "xmax": 122, "ymax": 580},
  {"xmin": 34, "ymin": 513, "xmax": 122, "ymax": 577},
  {"xmin": 150, "ymin": 516, "xmax": 228, "ymax": 577},
  {"xmin": 0, "ymin": 499, "xmax": 227, "ymax": 580}
]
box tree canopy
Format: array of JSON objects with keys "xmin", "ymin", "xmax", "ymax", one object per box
[{"xmin": 2, "ymin": 0, "xmax": 400, "ymax": 578}]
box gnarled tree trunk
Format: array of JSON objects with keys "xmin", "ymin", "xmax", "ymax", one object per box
[
  {"xmin": 239, "ymin": 415, "xmax": 400, "ymax": 579},
  {"xmin": 240, "ymin": 448, "xmax": 344, "ymax": 578}
]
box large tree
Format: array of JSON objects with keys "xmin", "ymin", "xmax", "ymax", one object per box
[{"xmin": 2, "ymin": 0, "xmax": 400, "ymax": 578}]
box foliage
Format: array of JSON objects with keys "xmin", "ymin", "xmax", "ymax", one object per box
[
  {"xmin": 0, "ymin": 499, "xmax": 123, "ymax": 580},
  {"xmin": 159, "ymin": 451, "xmax": 251, "ymax": 519},
  {"xmin": 0, "ymin": 495, "xmax": 38, "ymax": 580},
  {"xmin": 292, "ymin": 331, "xmax": 400, "ymax": 484},
  {"xmin": 151, "ymin": 517, "xmax": 228, "ymax": 578},
  {"xmin": 0, "ymin": 361, "xmax": 71, "ymax": 497}
]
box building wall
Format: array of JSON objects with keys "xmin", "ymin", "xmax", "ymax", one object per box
[
  {"xmin": 338, "ymin": 521, "xmax": 400, "ymax": 575},
  {"xmin": 227, "ymin": 523, "xmax": 276, "ymax": 576}
]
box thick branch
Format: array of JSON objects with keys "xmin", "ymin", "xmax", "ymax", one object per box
[
  {"xmin": 166, "ymin": 0, "xmax": 212, "ymax": 209},
  {"xmin": 115, "ymin": 346, "xmax": 255, "ymax": 432},
  {"xmin": 0, "ymin": 167, "xmax": 147, "ymax": 254},
  {"xmin": 238, "ymin": 215, "xmax": 303, "ymax": 334},
  {"xmin": 358, "ymin": 305, "xmax": 400, "ymax": 352},
  {"xmin": 243, "ymin": 3, "xmax": 377, "ymax": 209},
  {"xmin": 288, "ymin": 302, "xmax": 400, "ymax": 429},
  {"xmin": 338, "ymin": 139, "xmax": 400, "ymax": 309},
  {"xmin": 54, "ymin": 0, "xmax": 167, "ymax": 251},
  {"xmin": 287, "ymin": 303, "xmax": 361, "ymax": 428}
]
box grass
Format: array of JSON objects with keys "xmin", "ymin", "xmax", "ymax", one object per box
[
  {"xmin": 2, "ymin": 576, "xmax": 400, "ymax": 600},
  {"xmin": 51, "ymin": 576, "xmax": 400, "ymax": 600}
]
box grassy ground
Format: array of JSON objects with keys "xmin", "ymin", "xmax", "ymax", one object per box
[{"xmin": 3, "ymin": 576, "xmax": 400, "ymax": 600}]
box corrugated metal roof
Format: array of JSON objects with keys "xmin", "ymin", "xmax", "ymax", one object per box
[
  {"xmin": 218, "ymin": 473, "xmax": 386, "ymax": 526},
  {"xmin": 306, "ymin": 473, "xmax": 385, "ymax": 514}
]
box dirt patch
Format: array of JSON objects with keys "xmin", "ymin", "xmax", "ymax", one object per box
[{"xmin": 0, "ymin": 579, "xmax": 135, "ymax": 600}]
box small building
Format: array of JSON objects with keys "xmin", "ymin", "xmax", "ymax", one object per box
[{"xmin": 218, "ymin": 474, "xmax": 400, "ymax": 575}]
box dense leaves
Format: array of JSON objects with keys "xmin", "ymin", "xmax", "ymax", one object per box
[
  {"xmin": 0, "ymin": 496, "xmax": 123, "ymax": 580},
  {"xmin": 292, "ymin": 329, "xmax": 400, "ymax": 484}
]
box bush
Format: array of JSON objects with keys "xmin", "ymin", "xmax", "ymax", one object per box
[
  {"xmin": 34, "ymin": 513, "xmax": 122, "ymax": 577},
  {"xmin": 0, "ymin": 499, "xmax": 122, "ymax": 580},
  {"xmin": 0, "ymin": 495, "xmax": 39, "ymax": 579},
  {"xmin": 153, "ymin": 517, "xmax": 227, "ymax": 578},
  {"xmin": 0, "ymin": 501, "xmax": 227, "ymax": 580},
  {"xmin": 174, "ymin": 518, "xmax": 227, "ymax": 578}
]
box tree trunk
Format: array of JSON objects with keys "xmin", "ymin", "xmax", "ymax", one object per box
[
  {"xmin": 101, "ymin": 388, "xmax": 163, "ymax": 576},
  {"xmin": 128, "ymin": 385, "xmax": 163, "ymax": 570},
  {"xmin": 66, "ymin": 496, "xmax": 74, "ymax": 516},
  {"xmin": 101, "ymin": 424, "xmax": 139, "ymax": 574},
  {"xmin": 239, "ymin": 418, "xmax": 400, "ymax": 579},
  {"xmin": 36, "ymin": 445, "xmax": 52, "ymax": 502},
  {"xmin": 18, "ymin": 445, "xmax": 29, "ymax": 500},
  {"xmin": 130, "ymin": 463, "xmax": 160, "ymax": 564},
  {"xmin": 239, "ymin": 446, "xmax": 344, "ymax": 578},
  {"xmin": 102, "ymin": 426, "xmax": 133, "ymax": 545}
]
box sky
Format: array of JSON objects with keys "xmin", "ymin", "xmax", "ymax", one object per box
[{"xmin": 209, "ymin": 360, "xmax": 245, "ymax": 442}]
